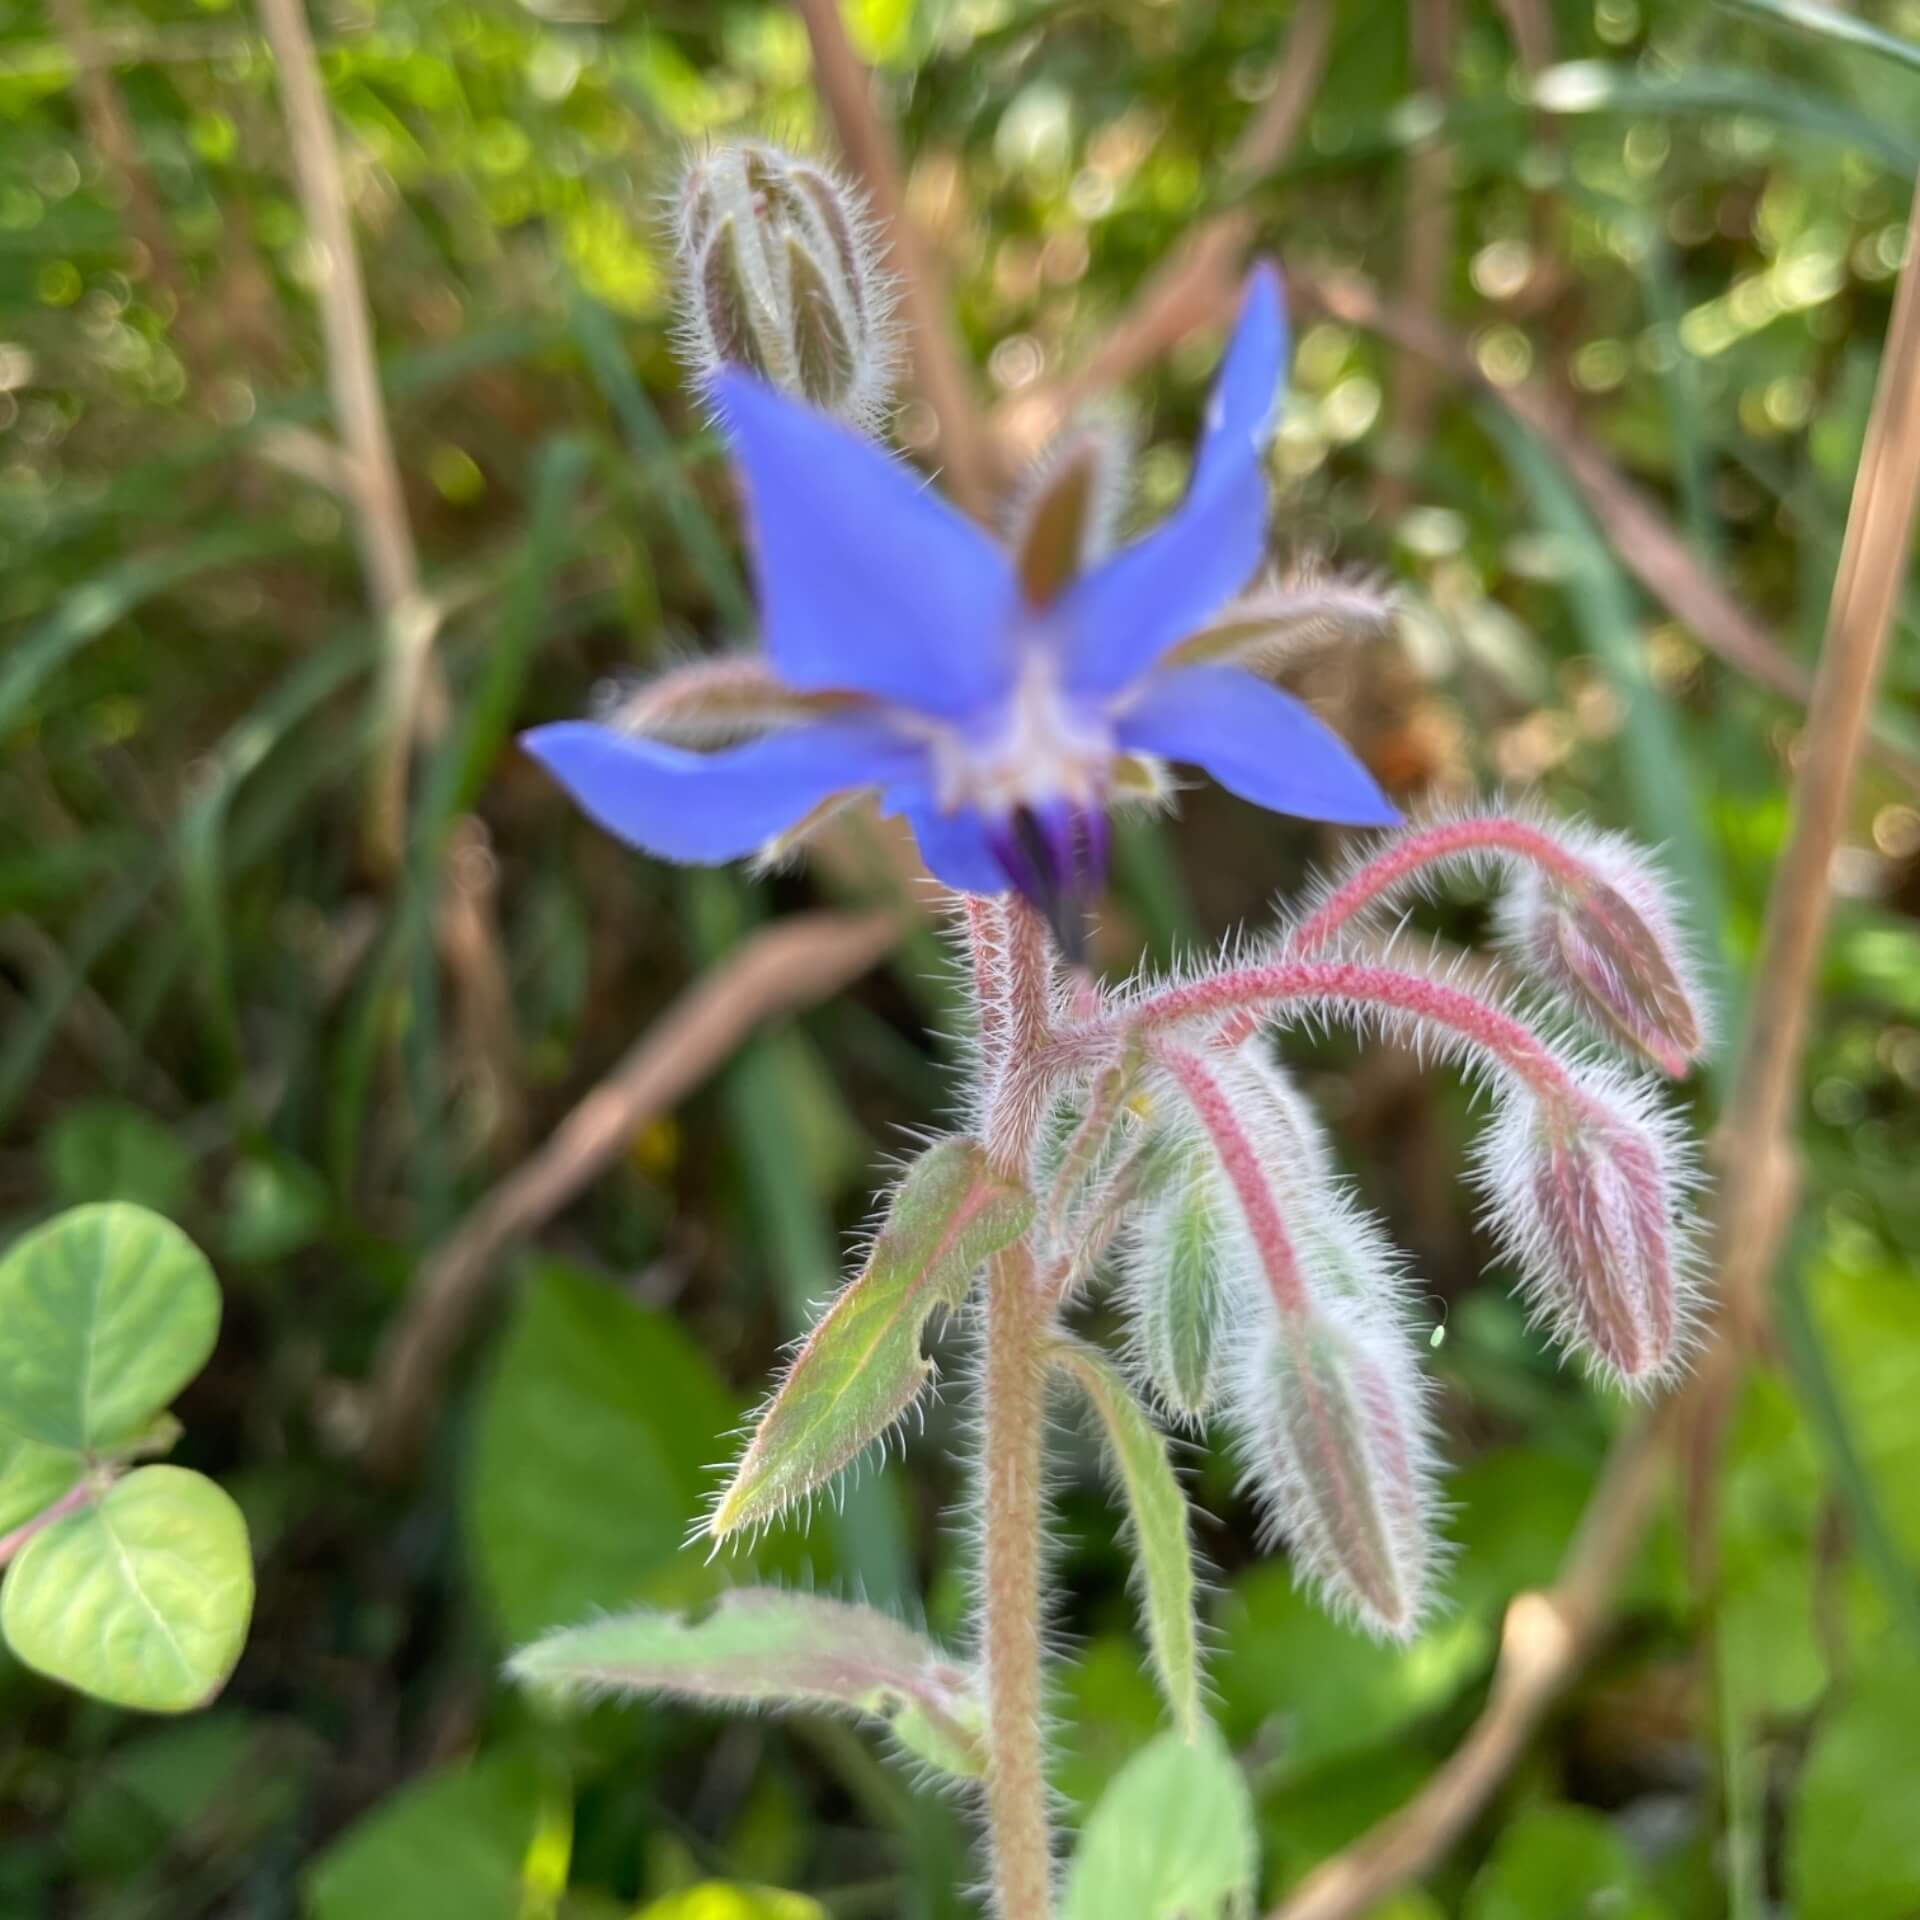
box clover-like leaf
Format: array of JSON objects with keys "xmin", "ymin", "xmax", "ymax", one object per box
[
  {"xmin": 1062, "ymin": 1721, "xmax": 1256, "ymax": 1920},
  {"xmin": 2, "ymin": 1465, "xmax": 253, "ymax": 1713},
  {"xmin": 0, "ymin": 1204, "xmax": 219, "ymax": 1454},
  {"xmin": 1053, "ymin": 1338, "xmax": 1203, "ymax": 1737},
  {"xmin": 710, "ymin": 1138, "xmax": 1033, "ymax": 1539},
  {"xmin": 511, "ymin": 1587, "xmax": 986, "ymax": 1779}
]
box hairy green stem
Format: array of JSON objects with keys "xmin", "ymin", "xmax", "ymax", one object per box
[
  {"xmin": 979, "ymin": 1239, "xmax": 1055, "ymax": 1918},
  {"xmin": 976, "ymin": 904, "xmax": 1057, "ymax": 1918}
]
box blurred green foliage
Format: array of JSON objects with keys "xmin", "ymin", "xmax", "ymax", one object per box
[{"xmin": 3, "ymin": 0, "xmax": 1920, "ymax": 1913}]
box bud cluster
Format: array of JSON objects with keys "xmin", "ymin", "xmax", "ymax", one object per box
[{"xmin": 673, "ymin": 141, "xmax": 902, "ymax": 433}]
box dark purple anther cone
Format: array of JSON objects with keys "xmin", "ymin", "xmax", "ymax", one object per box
[{"xmin": 988, "ymin": 800, "xmax": 1110, "ymax": 965}]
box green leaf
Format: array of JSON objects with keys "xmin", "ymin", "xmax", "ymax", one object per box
[
  {"xmin": 0, "ymin": 1204, "xmax": 220, "ymax": 1454},
  {"xmin": 710, "ymin": 1139, "xmax": 1033, "ymax": 1539},
  {"xmin": 1052, "ymin": 1339, "xmax": 1202, "ymax": 1737},
  {"xmin": 304, "ymin": 1749, "xmax": 561, "ymax": 1920},
  {"xmin": 465, "ymin": 1262, "xmax": 737, "ymax": 1642},
  {"xmin": 512, "ymin": 1587, "xmax": 986, "ymax": 1780},
  {"xmin": 1062, "ymin": 1721, "xmax": 1256, "ymax": 1920},
  {"xmin": 1, "ymin": 1466, "xmax": 252, "ymax": 1713},
  {"xmin": 1788, "ymin": 1644, "xmax": 1920, "ymax": 1920},
  {"xmin": 0, "ymin": 1433, "xmax": 85, "ymax": 1538},
  {"xmin": 43, "ymin": 1102, "xmax": 194, "ymax": 1216},
  {"xmin": 1465, "ymin": 1804, "xmax": 1668, "ymax": 1920}
]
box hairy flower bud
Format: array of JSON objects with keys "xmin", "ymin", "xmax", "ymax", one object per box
[
  {"xmin": 1126, "ymin": 1140, "xmax": 1243, "ymax": 1424},
  {"xmin": 674, "ymin": 142, "xmax": 900, "ymax": 432},
  {"xmin": 1485, "ymin": 1077, "xmax": 1699, "ymax": 1388},
  {"xmin": 1234, "ymin": 1293, "xmax": 1437, "ymax": 1640},
  {"xmin": 1503, "ymin": 854, "xmax": 1705, "ymax": 1079}
]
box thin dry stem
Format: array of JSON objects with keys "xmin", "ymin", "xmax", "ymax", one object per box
[
  {"xmin": 1262, "ymin": 172, "xmax": 1920, "ymax": 1920},
  {"xmin": 790, "ymin": 0, "xmax": 992, "ymax": 515},
  {"xmin": 362, "ymin": 909, "xmax": 901, "ymax": 1474},
  {"xmin": 257, "ymin": 0, "xmax": 438, "ymax": 868}
]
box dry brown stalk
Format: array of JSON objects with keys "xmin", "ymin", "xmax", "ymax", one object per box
[
  {"xmin": 790, "ymin": 0, "xmax": 993, "ymax": 516},
  {"xmin": 1266, "ymin": 173, "xmax": 1920, "ymax": 1920},
  {"xmin": 257, "ymin": 0, "xmax": 438, "ymax": 869},
  {"xmin": 363, "ymin": 909, "xmax": 903, "ymax": 1475}
]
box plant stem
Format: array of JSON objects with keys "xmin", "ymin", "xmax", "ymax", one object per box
[
  {"xmin": 979, "ymin": 1238, "xmax": 1056, "ymax": 1920},
  {"xmin": 975, "ymin": 904, "xmax": 1057, "ymax": 1918}
]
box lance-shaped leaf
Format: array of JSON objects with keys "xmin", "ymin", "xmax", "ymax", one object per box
[
  {"xmin": 710, "ymin": 1139, "xmax": 1033, "ymax": 1538},
  {"xmin": 1128, "ymin": 1140, "xmax": 1241, "ymax": 1424},
  {"xmin": 1053, "ymin": 1339, "xmax": 1204, "ymax": 1736},
  {"xmin": 510, "ymin": 1588, "xmax": 985, "ymax": 1779},
  {"xmin": 1062, "ymin": 1721, "xmax": 1256, "ymax": 1920}
]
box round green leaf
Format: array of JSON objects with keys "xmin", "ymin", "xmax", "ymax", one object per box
[
  {"xmin": 2, "ymin": 1466, "xmax": 253, "ymax": 1712},
  {"xmin": 0, "ymin": 1204, "xmax": 220, "ymax": 1453}
]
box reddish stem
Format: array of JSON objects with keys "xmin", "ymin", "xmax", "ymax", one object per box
[
  {"xmin": 0, "ymin": 1478, "xmax": 94, "ymax": 1567},
  {"xmin": 1120, "ymin": 960, "xmax": 1576, "ymax": 1105},
  {"xmin": 1290, "ymin": 816, "xmax": 1586, "ymax": 956},
  {"xmin": 1154, "ymin": 1041, "xmax": 1309, "ymax": 1315}
]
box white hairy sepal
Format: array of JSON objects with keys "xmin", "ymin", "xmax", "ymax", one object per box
[
  {"xmin": 673, "ymin": 140, "xmax": 902, "ymax": 433},
  {"xmin": 1476, "ymin": 1060, "xmax": 1705, "ymax": 1391},
  {"xmin": 1229, "ymin": 1291, "xmax": 1442, "ymax": 1642}
]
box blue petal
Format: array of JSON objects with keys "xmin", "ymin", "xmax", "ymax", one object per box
[
  {"xmin": 715, "ymin": 371, "xmax": 1018, "ymax": 719},
  {"xmin": 1059, "ymin": 265, "xmax": 1287, "ymax": 696},
  {"xmin": 1193, "ymin": 260, "xmax": 1288, "ymax": 494},
  {"xmin": 897, "ymin": 804, "xmax": 1009, "ymax": 894},
  {"xmin": 523, "ymin": 719, "xmax": 926, "ymax": 863},
  {"xmin": 1114, "ymin": 665, "xmax": 1401, "ymax": 826}
]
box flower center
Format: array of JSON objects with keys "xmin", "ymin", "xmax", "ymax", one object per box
[{"xmin": 925, "ymin": 653, "xmax": 1112, "ymax": 818}]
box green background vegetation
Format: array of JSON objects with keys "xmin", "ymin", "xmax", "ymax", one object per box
[{"xmin": 3, "ymin": 0, "xmax": 1919, "ymax": 1913}]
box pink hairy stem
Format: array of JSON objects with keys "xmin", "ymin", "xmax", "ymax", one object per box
[
  {"xmin": 1115, "ymin": 960, "xmax": 1580, "ymax": 1109},
  {"xmin": 1153, "ymin": 1041, "xmax": 1310, "ymax": 1316},
  {"xmin": 1292, "ymin": 817, "xmax": 1587, "ymax": 955},
  {"xmin": 1212, "ymin": 819, "xmax": 1588, "ymax": 1050},
  {"xmin": 970, "ymin": 901, "xmax": 1060, "ymax": 1918}
]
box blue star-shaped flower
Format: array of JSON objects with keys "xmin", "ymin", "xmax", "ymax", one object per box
[{"xmin": 523, "ymin": 263, "xmax": 1398, "ymax": 955}]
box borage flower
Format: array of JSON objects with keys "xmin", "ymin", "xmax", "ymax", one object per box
[{"xmin": 523, "ymin": 263, "xmax": 1398, "ymax": 958}]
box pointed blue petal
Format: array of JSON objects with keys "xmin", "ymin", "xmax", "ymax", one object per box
[
  {"xmin": 715, "ymin": 371, "xmax": 1018, "ymax": 719},
  {"xmin": 1114, "ymin": 665, "xmax": 1401, "ymax": 826},
  {"xmin": 1193, "ymin": 260, "xmax": 1288, "ymax": 494},
  {"xmin": 897, "ymin": 803, "xmax": 1009, "ymax": 894},
  {"xmin": 523, "ymin": 720, "xmax": 926, "ymax": 863},
  {"xmin": 1059, "ymin": 265, "xmax": 1286, "ymax": 696}
]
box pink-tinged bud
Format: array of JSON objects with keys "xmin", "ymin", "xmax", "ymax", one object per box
[
  {"xmin": 1486, "ymin": 1077, "xmax": 1701, "ymax": 1389},
  {"xmin": 1234, "ymin": 1295, "xmax": 1438, "ymax": 1641},
  {"xmin": 674, "ymin": 142, "xmax": 900, "ymax": 433},
  {"xmin": 1500, "ymin": 840, "xmax": 1706, "ymax": 1080}
]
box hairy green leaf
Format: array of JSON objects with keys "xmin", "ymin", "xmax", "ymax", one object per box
[
  {"xmin": 710, "ymin": 1139, "xmax": 1033, "ymax": 1538},
  {"xmin": 1053, "ymin": 1339, "xmax": 1203, "ymax": 1737},
  {"xmin": 2, "ymin": 1466, "xmax": 253, "ymax": 1713},
  {"xmin": 511, "ymin": 1587, "xmax": 986, "ymax": 1779},
  {"xmin": 0, "ymin": 1204, "xmax": 219, "ymax": 1455},
  {"xmin": 1062, "ymin": 1722, "xmax": 1256, "ymax": 1920}
]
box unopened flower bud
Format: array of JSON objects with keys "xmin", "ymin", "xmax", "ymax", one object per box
[
  {"xmin": 1503, "ymin": 850, "xmax": 1705, "ymax": 1079},
  {"xmin": 1235, "ymin": 1295, "xmax": 1436, "ymax": 1640},
  {"xmin": 675, "ymin": 142, "xmax": 900, "ymax": 432},
  {"xmin": 1127, "ymin": 1140, "xmax": 1243, "ymax": 1424},
  {"xmin": 1488, "ymin": 1080, "xmax": 1699, "ymax": 1388}
]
